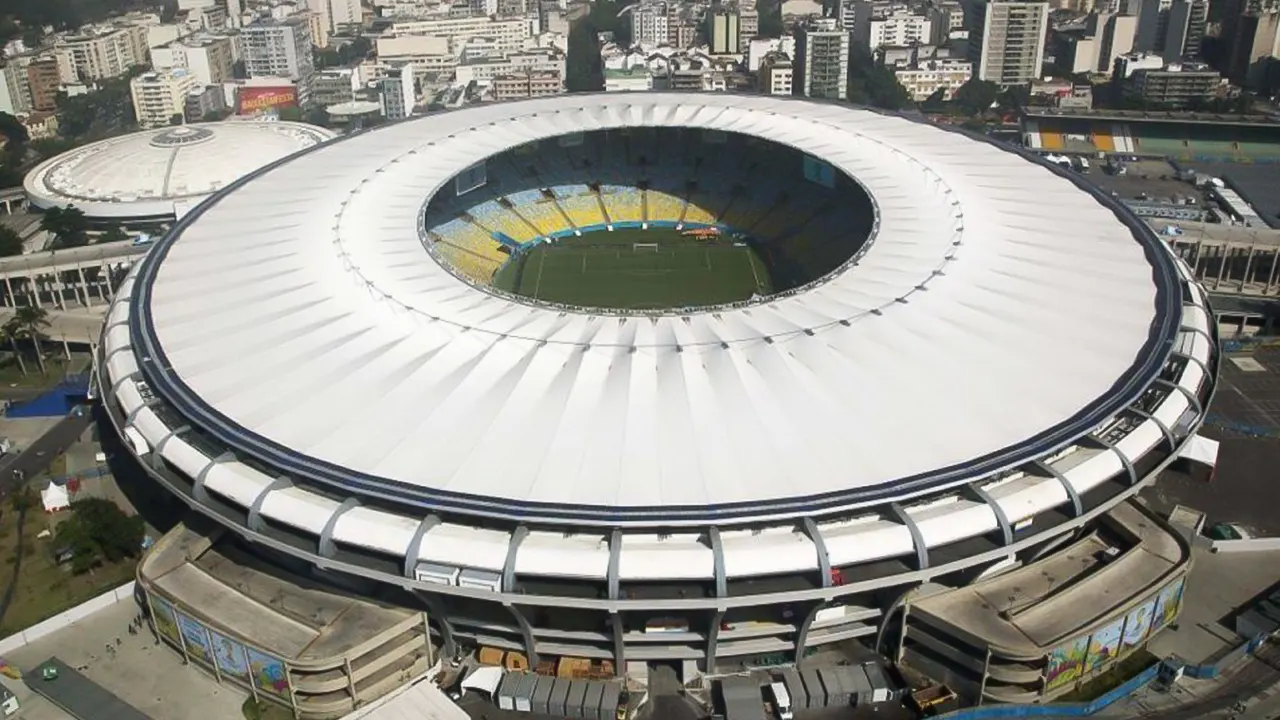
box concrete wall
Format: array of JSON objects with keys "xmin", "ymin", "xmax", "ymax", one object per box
[{"xmin": 0, "ymin": 581, "xmax": 136, "ymax": 655}]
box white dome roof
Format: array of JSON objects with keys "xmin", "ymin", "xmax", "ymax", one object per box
[
  {"xmin": 24, "ymin": 121, "xmax": 335, "ymax": 220},
  {"xmin": 129, "ymin": 94, "xmax": 1181, "ymax": 526}
]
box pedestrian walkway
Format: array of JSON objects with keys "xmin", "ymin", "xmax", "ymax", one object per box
[{"xmin": 22, "ymin": 657, "xmax": 149, "ymax": 720}]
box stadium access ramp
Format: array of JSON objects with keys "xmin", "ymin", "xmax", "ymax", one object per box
[{"xmin": 22, "ymin": 657, "xmax": 150, "ymax": 720}]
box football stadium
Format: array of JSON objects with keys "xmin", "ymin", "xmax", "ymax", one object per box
[{"xmin": 97, "ymin": 94, "xmax": 1219, "ymax": 714}]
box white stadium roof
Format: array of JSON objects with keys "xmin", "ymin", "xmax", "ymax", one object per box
[
  {"xmin": 128, "ymin": 94, "xmax": 1181, "ymax": 526},
  {"xmin": 24, "ymin": 121, "xmax": 334, "ymax": 220}
]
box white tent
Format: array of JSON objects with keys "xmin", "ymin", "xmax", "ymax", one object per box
[
  {"xmin": 1177, "ymin": 434, "xmax": 1220, "ymax": 467},
  {"xmin": 40, "ymin": 481, "xmax": 70, "ymax": 513}
]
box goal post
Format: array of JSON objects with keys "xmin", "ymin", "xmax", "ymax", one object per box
[{"xmin": 632, "ymin": 242, "xmax": 659, "ymax": 252}]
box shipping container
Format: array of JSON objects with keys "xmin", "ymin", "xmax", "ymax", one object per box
[
  {"xmin": 800, "ymin": 667, "xmax": 826, "ymax": 708},
  {"xmin": 584, "ymin": 681, "xmax": 605, "ymax": 720},
  {"xmin": 496, "ymin": 672, "xmax": 520, "ymax": 711},
  {"xmin": 819, "ymin": 667, "xmax": 849, "ymax": 706},
  {"xmin": 550, "ymin": 678, "xmax": 571, "ymax": 717},
  {"xmin": 514, "ymin": 673, "xmax": 537, "ymax": 712},
  {"xmin": 846, "ymin": 665, "xmax": 872, "ymax": 706},
  {"xmin": 600, "ymin": 682, "xmax": 622, "ymax": 720},
  {"xmin": 779, "ymin": 668, "xmax": 807, "ymax": 710},
  {"xmin": 566, "ymin": 679, "xmax": 589, "ymax": 718},
  {"xmin": 862, "ymin": 662, "xmax": 893, "ymax": 704},
  {"xmin": 532, "ymin": 676, "xmax": 554, "ymax": 714}
]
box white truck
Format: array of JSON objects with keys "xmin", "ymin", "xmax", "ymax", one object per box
[{"xmin": 767, "ymin": 681, "xmax": 794, "ymax": 720}]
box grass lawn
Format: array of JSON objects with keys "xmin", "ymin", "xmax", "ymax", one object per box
[
  {"xmin": 493, "ymin": 228, "xmax": 771, "ymax": 309},
  {"xmin": 0, "ymin": 354, "xmax": 77, "ymax": 391},
  {"xmin": 0, "ymin": 472, "xmax": 138, "ymax": 636}
]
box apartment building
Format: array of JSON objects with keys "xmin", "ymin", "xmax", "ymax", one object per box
[
  {"xmin": 892, "ymin": 58, "xmax": 973, "ymax": 100},
  {"xmin": 491, "ymin": 70, "xmax": 563, "ymax": 100},
  {"xmin": 740, "ymin": 8, "xmax": 759, "ymax": 48},
  {"xmin": 1124, "ymin": 62, "xmax": 1221, "ymax": 105},
  {"xmin": 380, "ymin": 65, "xmax": 416, "ymax": 119},
  {"xmin": 151, "ymin": 34, "xmax": 235, "ymax": 86},
  {"xmin": 1163, "ymin": 0, "xmax": 1208, "ymax": 61},
  {"xmin": 964, "ymin": 0, "xmax": 1050, "ymax": 84},
  {"xmin": 852, "ymin": 8, "xmax": 933, "ymax": 51},
  {"xmin": 454, "ymin": 50, "xmax": 565, "ymax": 86},
  {"xmin": 55, "ymin": 24, "xmax": 150, "ymax": 82},
  {"xmin": 758, "ymin": 52, "xmax": 794, "ymax": 94},
  {"xmin": 26, "ymin": 58, "xmax": 61, "ymax": 112},
  {"xmin": 0, "ymin": 61, "xmax": 32, "ymax": 115},
  {"xmin": 710, "ymin": 12, "xmax": 742, "ymax": 54},
  {"xmin": 632, "ymin": 3, "xmax": 671, "ymax": 46},
  {"xmin": 241, "ymin": 16, "xmax": 315, "ymax": 104},
  {"xmin": 312, "ymin": 67, "xmax": 359, "ymax": 106},
  {"xmin": 375, "ymin": 36, "xmax": 456, "ymax": 73},
  {"xmin": 392, "ymin": 17, "xmax": 531, "ymax": 53},
  {"xmin": 183, "ymin": 84, "xmax": 226, "ymax": 122},
  {"xmin": 794, "ymin": 18, "xmax": 850, "ymax": 99},
  {"xmin": 131, "ymin": 68, "xmax": 201, "ymax": 127}
]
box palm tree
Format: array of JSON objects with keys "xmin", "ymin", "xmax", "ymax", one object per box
[
  {"xmin": 6, "ymin": 306, "xmax": 49, "ymax": 374},
  {"xmin": 0, "ymin": 324, "xmax": 27, "ymax": 377}
]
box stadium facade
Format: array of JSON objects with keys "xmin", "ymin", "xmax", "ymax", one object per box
[
  {"xmin": 97, "ymin": 94, "xmax": 1217, "ymax": 712},
  {"xmin": 24, "ymin": 121, "xmax": 334, "ymax": 226}
]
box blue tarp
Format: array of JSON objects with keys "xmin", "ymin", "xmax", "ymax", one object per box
[{"xmin": 5, "ymin": 375, "xmax": 89, "ymax": 418}]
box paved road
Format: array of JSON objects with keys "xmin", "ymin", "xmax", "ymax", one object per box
[{"xmin": 0, "ymin": 411, "xmax": 93, "ymax": 494}]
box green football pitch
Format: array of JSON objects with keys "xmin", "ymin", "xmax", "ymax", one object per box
[{"xmin": 492, "ymin": 228, "xmax": 773, "ymax": 309}]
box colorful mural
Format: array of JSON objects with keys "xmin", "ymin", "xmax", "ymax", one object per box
[
  {"xmin": 177, "ymin": 612, "xmax": 212, "ymax": 665},
  {"xmin": 1151, "ymin": 577, "xmax": 1186, "ymax": 633},
  {"xmin": 151, "ymin": 595, "xmax": 181, "ymax": 646},
  {"xmin": 246, "ymin": 647, "xmax": 290, "ymax": 698},
  {"xmin": 209, "ymin": 629, "xmax": 251, "ymax": 683},
  {"xmin": 1085, "ymin": 615, "xmax": 1125, "ymax": 673},
  {"xmin": 1045, "ymin": 635, "xmax": 1089, "ymax": 692},
  {"xmin": 1120, "ymin": 600, "xmax": 1157, "ymax": 657}
]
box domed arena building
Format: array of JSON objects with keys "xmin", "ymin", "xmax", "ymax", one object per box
[
  {"xmin": 24, "ymin": 121, "xmax": 334, "ymax": 228},
  {"xmin": 96, "ymin": 94, "xmax": 1218, "ymax": 716}
]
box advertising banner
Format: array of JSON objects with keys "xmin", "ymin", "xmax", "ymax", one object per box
[
  {"xmin": 238, "ymin": 86, "xmax": 298, "ymax": 114},
  {"xmin": 247, "ymin": 647, "xmax": 290, "ymax": 698},
  {"xmin": 176, "ymin": 612, "xmax": 213, "ymax": 665},
  {"xmin": 209, "ymin": 629, "xmax": 251, "ymax": 683},
  {"xmin": 150, "ymin": 595, "xmax": 181, "ymax": 647}
]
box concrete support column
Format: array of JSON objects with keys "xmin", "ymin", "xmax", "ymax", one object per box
[
  {"xmin": 92, "ymin": 265, "xmax": 107, "ymax": 303},
  {"xmin": 101, "ymin": 263, "xmax": 113, "ymax": 301},
  {"xmin": 1268, "ymin": 250, "xmax": 1280, "ymax": 295},
  {"xmin": 1215, "ymin": 245, "xmax": 1228, "ymax": 290},
  {"xmin": 1192, "ymin": 242, "xmax": 1205, "ymax": 275},
  {"xmin": 794, "ymin": 603, "xmax": 823, "ymax": 669},
  {"xmin": 506, "ymin": 604, "xmax": 539, "ymax": 669},
  {"xmin": 3, "ymin": 277, "xmax": 15, "ymax": 308},
  {"xmin": 54, "ymin": 275, "xmax": 66, "ymax": 310},
  {"xmin": 611, "ymin": 613, "xmax": 625, "ymax": 676},
  {"xmin": 30, "ymin": 273, "xmax": 42, "ymax": 308},
  {"xmin": 1241, "ymin": 246, "xmax": 1256, "ymax": 292},
  {"xmin": 705, "ymin": 609, "xmax": 724, "ymax": 672},
  {"xmin": 76, "ymin": 266, "xmax": 92, "ymax": 307}
]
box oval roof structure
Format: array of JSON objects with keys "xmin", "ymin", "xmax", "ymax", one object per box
[
  {"xmin": 24, "ymin": 121, "xmax": 334, "ymax": 220},
  {"xmin": 130, "ymin": 94, "xmax": 1180, "ymax": 525}
]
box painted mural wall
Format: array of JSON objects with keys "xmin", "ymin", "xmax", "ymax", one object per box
[{"xmin": 1042, "ymin": 574, "xmax": 1187, "ymax": 695}]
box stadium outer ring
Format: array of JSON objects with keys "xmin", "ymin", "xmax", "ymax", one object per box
[{"xmin": 125, "ymin": 93, "xmax": 1183, "ymax": 527}]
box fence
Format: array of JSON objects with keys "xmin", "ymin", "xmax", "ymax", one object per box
[
  {"xmin": 933, "ymin": 633, "xmax": 1273, "ymax": 719},
  {"xmin": 0, "ymin": 581, "xmax": 136, "ymax": 656}
]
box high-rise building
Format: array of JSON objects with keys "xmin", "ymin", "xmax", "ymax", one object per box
[
  {"xmin": 26, "ymin": 57, "xmax": 62, "ymax": 112},
  {"xmin": 1163, "ymin": 0, "xmax": 1208, "ymax": 60},
  {"xmin": 1135, "ymin": 0, "xmax": 1172, "ymax": 51},
  {"xmin": 794, "ymin": 18, "xmax": 850, "ymax": 100},
  {"xmin": 183, "ymin": 84, "xmax": 227, "ymax": 122},
  {"xmin": 0, "ymin": 61, "xmax": 32, "ymax": 116},
  {"xmin": 241, "ymin": 16, "xmax": 316, "ymax": 104},
  {"xmin": 739, "ymin": 8, "xmax": 759, "ymax": 48},
  {"xmin": 631, "ymin": 4, "xmax": 670, "ymax": 46},
  {"xmin": 380, "ymin": 65, "xmax": 417, "ymax": 119},
  {"xmin": 710, "ymin": 12, "xmax": 742, "ymax": 54},
  {"xmin": 1092, "ymin": 12, "xmax": 1137, "ymax": 73},
  {"xmin": 964, "ymin": 0, "xmax": 1050, "ymax": 85},
  {"xmin": 55, "ymin": 24, "xmax": 150, "ymax": 82},
  {"xmin": 1222, "ymin": 9, "xmax": 1280, "ymax": 87},
  {"xmin": 131, "ymin": 68, "xmax": 201, "ymax": 128},
  {"xmin": 151, "ymin": 34, "xmax": 236, "ymax": 86},
  {"xmin": 391, "ymin": 17, "xmax": 530, "ymax": 53}
]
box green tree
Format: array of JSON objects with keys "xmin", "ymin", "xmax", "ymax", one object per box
[
  {"xmin": 847, "ymin": 47, "xmax": 911, "ymax": 110},
  {"xmin": 39, "ymin": 206, "xmax": 89, "ymax": 248},
  {"xmin": 99, "ymin": 224, "xmax": 128, "ymax": 244},
  {"xmin": 919, "ymin": 88, "xmax": 950, "ymax": 113},
  {"xmin": 0, "ymin": 112, "xmax": 28, "ymax": 148},
  {"xmin": 566, "ymin": 21, "xmax": 605, "ymax": 92},
  {"xmin": 952, "ymin": 78, "xmax": 1000, "ymax": 116},
  {"xmin": 54, "ymin": 498, "xmax": 145, "ymax": 575},
  {"xmin": 3, "ymin": 306, "xmax": 49, "ymax": 374},
  {"xmin": 0, "ymin": 225, "xmax": 23, "ymax": 257},
  {"xmin": 0, "ymin": 322, "xmax": 27, "ymax": 377}
]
